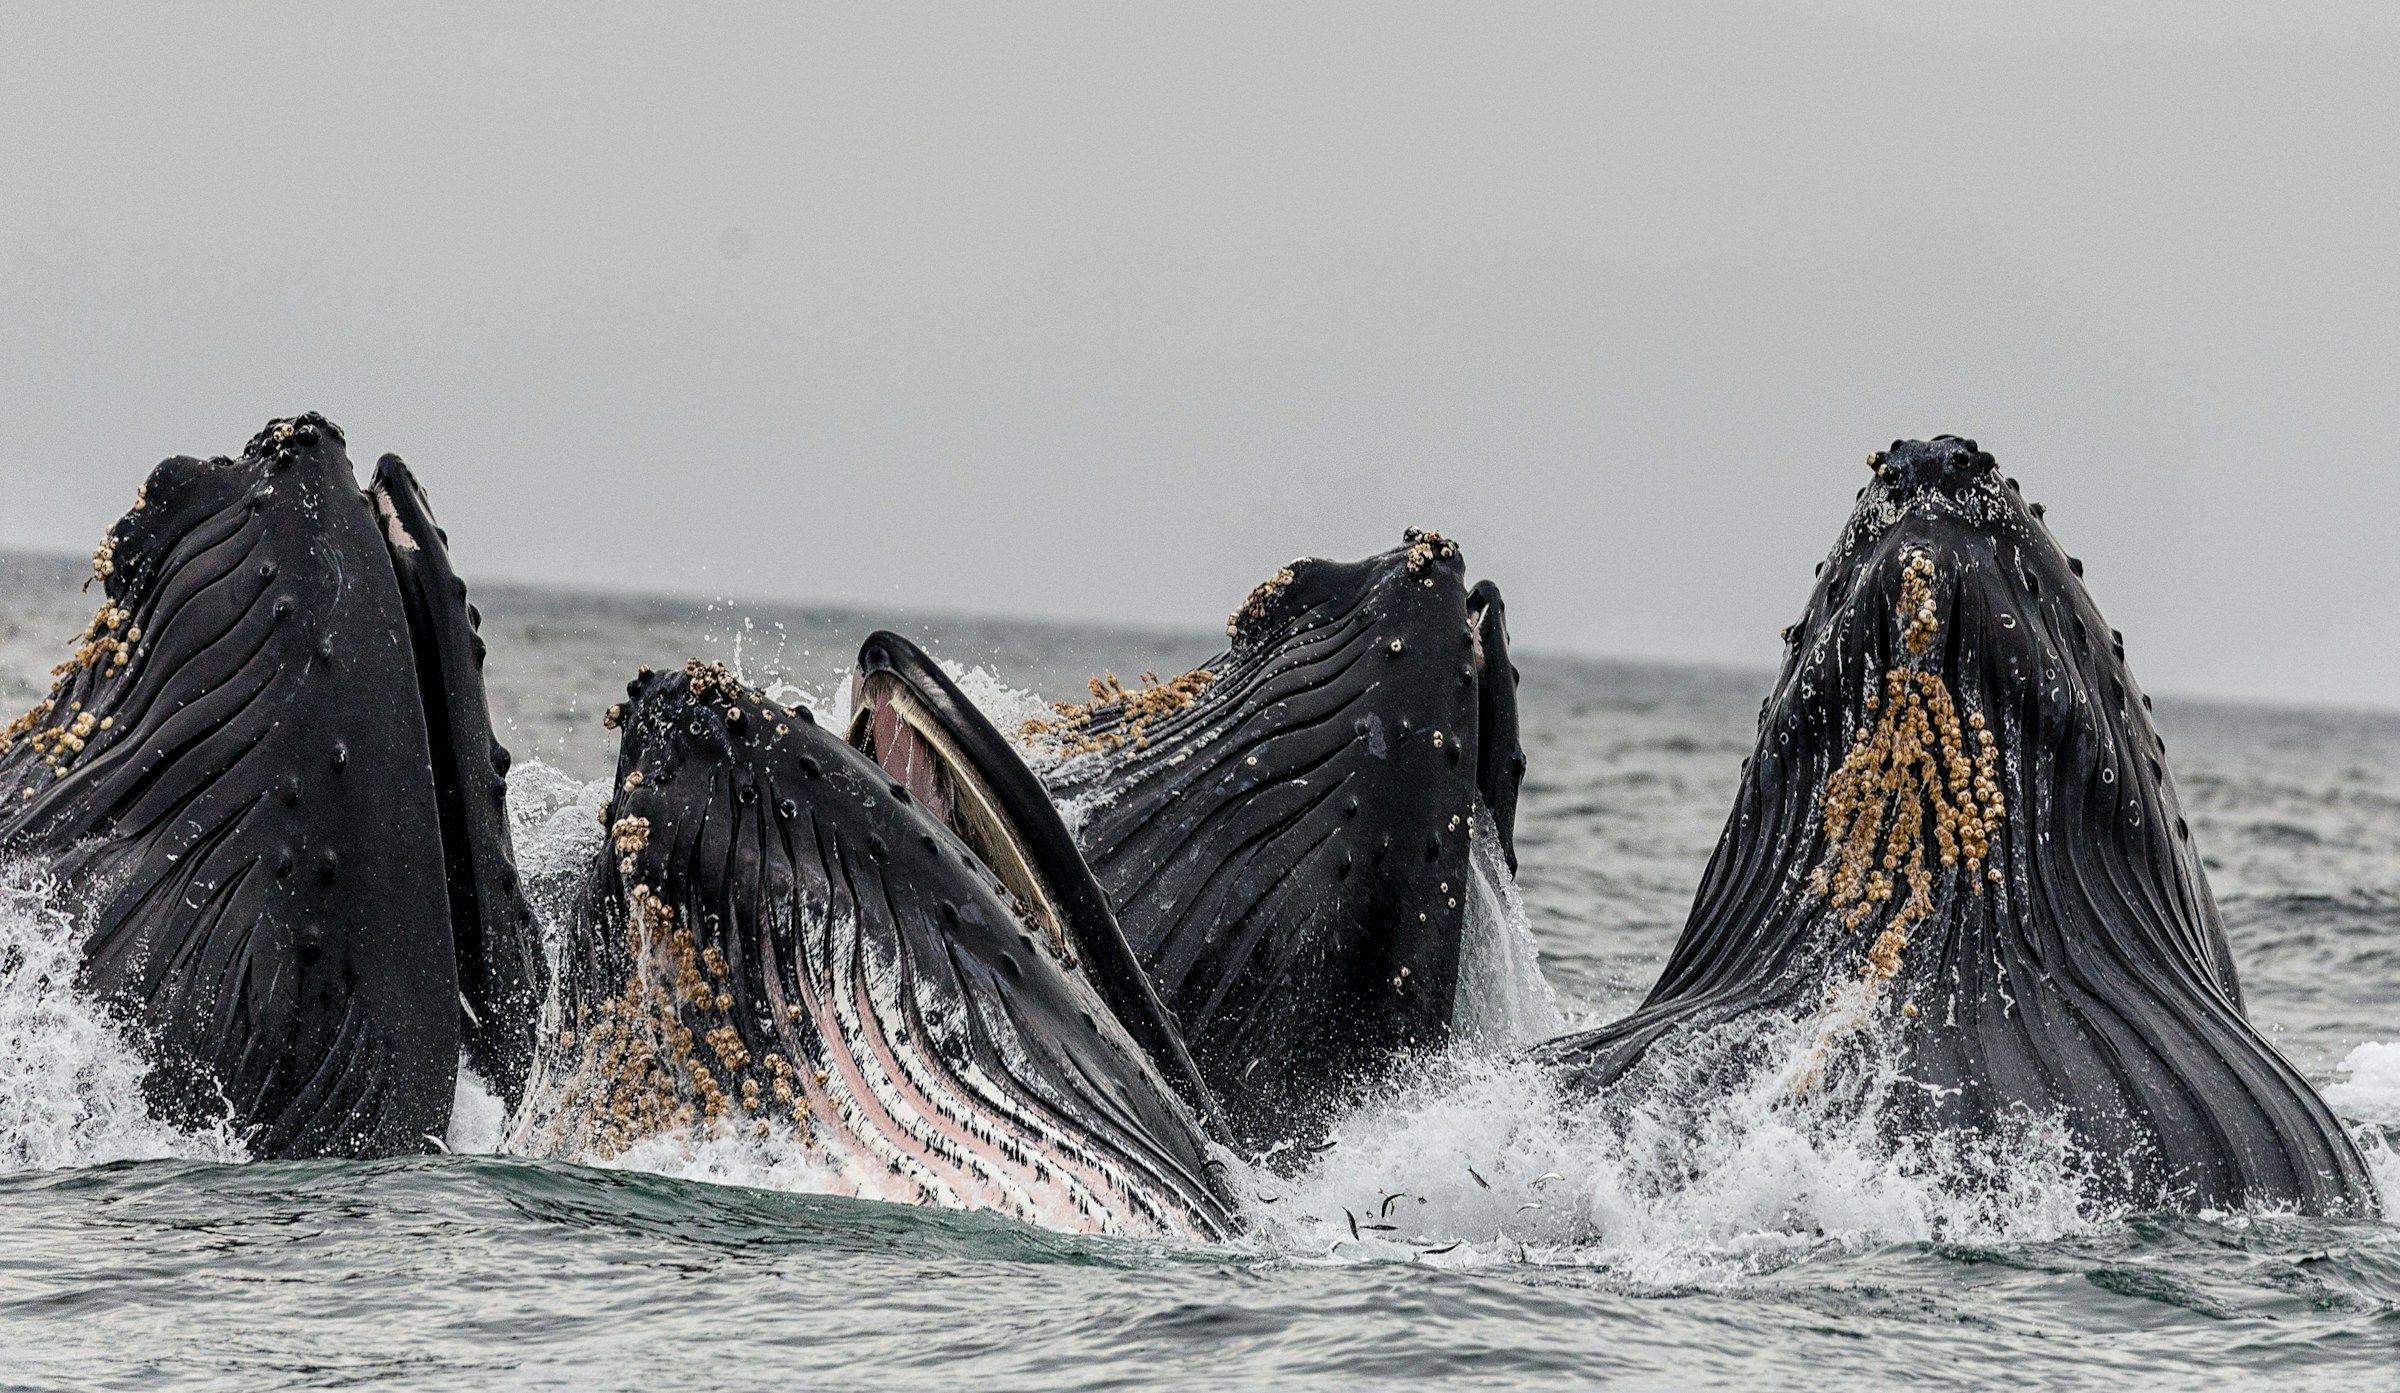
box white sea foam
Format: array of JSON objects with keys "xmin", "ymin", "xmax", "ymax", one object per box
[
  {"xmin": 2325, "ymin": 1041, "xmax": 2400, "ymax": 1126},
  {"xmin": 446, "ymin": 1066, "xmax": 508, "ymax": 1155},
  {"xmin": 941, "ymin": 660, "xmax": 1057, "ymax": 745},
  {"xmin": 2362, "ymin": 1134, "xmax": 2400, "ymax": 1216},
  {"xmin": 506, "ymin": 760, "xmax": 612, "ymax": 948},
  {"xmin": 2326, "ymin": 1042, "xmax": 2400, "ymax": 1214},
  {"xmin": 598, "ymin": 1121, "xmax": 848, "ymax": 1196},
  {"xmin": 1260, "ymin": 1008, "xmax": 2112, "ymax": 1282},
  {"xmin": 0, "ymin": 860, "xmax": 245, "ymax": 1170}
]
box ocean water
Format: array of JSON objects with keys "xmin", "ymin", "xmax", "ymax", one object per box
[{"xmin": 0, "ymin": 551, "xmax": 2394, "ymax": 1391}]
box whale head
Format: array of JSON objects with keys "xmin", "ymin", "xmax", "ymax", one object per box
[
  {"xmin": 1543, "ymin": 436, "xmax": 2379, "ymax": 1217},
  {"xmin": 1035, "ymin": 530, "xmax": 1525, "ymax": 1152},
  {"xmin": 522, "ymin": 659, "xmax": 1237, "ymax": 1238}
]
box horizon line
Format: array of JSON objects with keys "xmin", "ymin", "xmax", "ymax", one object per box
[{"xmin": 3, "ymin": 545, "xmax": 2392, "ymax": 722}]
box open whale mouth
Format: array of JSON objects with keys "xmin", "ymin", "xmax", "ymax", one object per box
[
  {"xmin": 844, "ymin": 632, "xmax": 1223, "ymax": 1129},
  {"xmin": 847, "ymin": 643, "xmax": 1072, "ymax": 964},
  {"xmin": 1465, "ymin": 579, "xmax": 1525, "ymax": 874}
]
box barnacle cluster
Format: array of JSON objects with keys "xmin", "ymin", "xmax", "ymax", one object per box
[
  {"xmin": 610, "ymin": 815, "xmax": 651, "ymax": 876},
  {"xmin": 1899, "ymin": 552, "xmax": 1940, "ymax": 655},
  {"xmin": 2, "ymin": 587, "xmax": 142, "ymax": 790},
  {"xmin": 3, "ymin": 702, "xmax": 116, "ymax": 797},
  {"xmin": 1225, "ymin": 567, "xmax": 1296, "ymax": 638},
  {"xmin": 54, "ymin": 602, "xmax": 140, "ymax": 680},
  {"xmin": 1402, "ymin": 526, "xmax": 1457, "ymax": 578},
  {"xmin": 548, "ymin": 880, "xmax": 812, "ymax": 1157},
  {"xmin": 1806, "ymin": 550, "xmax": 2006, "ymax": 1000},
  {"xmin": 1022, "ymin": 667, "xmax": 1214, "ymax": 758},
  {"xmin": 85, "ymin": 534, "xmax": 118, "ymax": 590},
  {"xmin": 683, "ymin": 658, "xmax": 743, "ymax": 702}
]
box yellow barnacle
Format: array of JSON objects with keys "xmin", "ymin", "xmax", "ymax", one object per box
[{"xmin": 1806, "ymin": 547, "xmax": 2008, "ymax": 1012}]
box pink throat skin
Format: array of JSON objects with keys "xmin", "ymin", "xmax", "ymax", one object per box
[{"xmin": 851, "ymin": 675, "xmax": 956, "ymax": 827}]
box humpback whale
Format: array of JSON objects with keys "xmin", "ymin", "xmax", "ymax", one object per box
[
  {"xmin": 1032, "ymin": 531, "xmax": 1526, "ymax": 1152},
  {"xmin": 0, "ymin": 416, "xmax": 545, "ymax": 1157},
  {"xmin": 514, "ymin": 646, "xmax": 1238, "ymax": 1239},
  {"xmin": 1540, "ymin": 438, "xmax": 2379, "ymax": 1217}
]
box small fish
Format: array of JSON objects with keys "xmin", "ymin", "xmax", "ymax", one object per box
[
  {"xmin": 1531, "ymin": 1172, "xmax": 1565, "ymax": 1189},
  {"xmin": 423, "ymin": 1134, "xmax": 452, "ymax": 1155},
  {"xmin": 1256, "ymin": 1193, "xmax": 1283, "ymax": 1205},
  {"xmin": 1379, "ymin": 1192, "xmax": 1407, "ymax": 1217},
  {"xmin": 1307, "ymin": 1135, "xmax": 1343, "ymax": 1154},
  {"xmin": 1362, "ymin": 1223, "xmax": 1398, "ymax": 1233},
  {"xmin": 1516, "ymin": 1202, "xmax": 1543, "ymax": 1214},
  {"xmin": 1346, "ymin": 1209, "xmax": 1361, "ymax": 1241},
  {"xmin": 1418, "ymin": 1241, "xmax": 1464, "ymax": 1257},
  {"xmin": 1468, "ymin": 1167, "xmax": 1491, "ymax": 1190}
]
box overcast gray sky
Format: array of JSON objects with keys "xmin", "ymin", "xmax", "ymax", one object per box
[{"xmin": 3, "ymin": 3, "xmax": 2395, "ymax": 709}]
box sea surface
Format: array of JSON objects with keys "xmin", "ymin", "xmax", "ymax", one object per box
[{"xmin": 0, "ymin": 551, "xmax": 2394, "ymax": 1392}]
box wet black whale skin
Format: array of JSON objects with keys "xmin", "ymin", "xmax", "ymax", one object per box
[
  {"xmin": 0, "ymin": 416, "xmax": 541, "ymax": 1157},
  {"xmin": 370, "ymin": 454, "xmax": 548, "ymax": 1109},
  {"xmin": 1043, "ymin": 537, "xmax": 1525, "ymax": 1154},
  {"xmin": 1542, "ymin": 438, "xmax": 2379, "ymax": 1218}
]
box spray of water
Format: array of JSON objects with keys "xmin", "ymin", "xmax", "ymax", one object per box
[
  {"xmin": 2327, "ymin": 1042, "xmax": 2400, "ymax": 1126},
  {"xmin": 1259, "ymin": 1004, "xmax": 2112, "ymax": 1284},
  {"xmin": 599, "ymin": 1119, "xmax": 847, "ymax": 1195},
  {"xmin": 1452, "ymin": 803, "xmax": 1562, "ymax": 1049},
  {"xmin": 446, "ymin": 1068, "xmax": 509, "ymax": 1154},
  {"xmin": 2327, "ymin": 1044, "xmax": 2400, "ymax": 1212},
  {"xmin": 0, "ymin": 860, "xmax": 245, "ymax": 1168}
]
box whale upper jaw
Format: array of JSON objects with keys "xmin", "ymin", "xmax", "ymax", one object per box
[
  {"xmin": 519, "ymin": 660, "xmax": 1238, "ymax": 1240},
  {"xmin": 1543, "ymin": 437, "xmax": 2380, "ymax": 1219},
  {"xmin": 845, "ymin": 631, "xmax": 1225, "ymax": 1140}
]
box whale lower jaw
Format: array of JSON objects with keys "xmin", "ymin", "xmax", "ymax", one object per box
[
  {"xmin": 790, "ymin": 906, "xmax": 1218, "ymax": 1237},
  {"xmin": 513, "ymin": 886, "xmax": 1230, "ymax": 1240}
]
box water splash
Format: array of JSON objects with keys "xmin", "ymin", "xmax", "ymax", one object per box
[
  {"xmin": 0, "ymin": 860, "xmax": 245, "ymax": 1168},
  {"xmin": 506, "ymin": 759, "xmax": 612, "ymax": 942},
  {"xmin": 1453, "ymin": 803, "xmax": 1562, "ymax": 1048},
  {"xmin": 2326, "ymin": 1041, "xmax": 2400, "ymax": 1126},
  {"xmin": 2363, "ymin": 1132, "xmax": 2400, "ymax": 1215},
  {"xmin": 2327, "ymin": 1042, "xmax": 2400, "ymax": 1213},
  {"xmin": 447, "ymin": 1066, "xmax": 509, "ymax": 1155},
  {"xmin": 599, "ymin": 1120, "xmax": 848, "ymax": 1196},
  {"xmin": 1262, "ymin": 1009, "xmax": 2114, "ymax": 1283},
  {"xmin": 939, "ymin": 660, "xmax": 1056, "ymax": 740}
]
